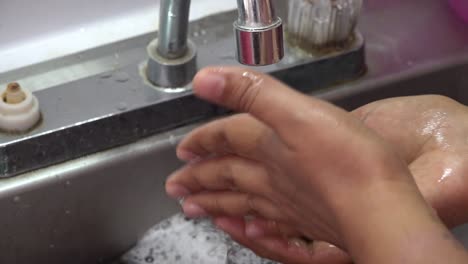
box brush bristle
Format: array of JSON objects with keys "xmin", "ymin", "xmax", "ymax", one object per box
[{"xmin": 287, "ymin": 0, "xmax": 362, "ymax": 51}]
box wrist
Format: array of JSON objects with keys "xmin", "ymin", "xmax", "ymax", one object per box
[{"xmin": 333, "ymin": 180, "xmax": 468, "ymax": 264}]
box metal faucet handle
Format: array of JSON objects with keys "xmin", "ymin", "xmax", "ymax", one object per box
[{"xmin": 234, "ymin": 0, "xmax": 284, "ymax": 66}]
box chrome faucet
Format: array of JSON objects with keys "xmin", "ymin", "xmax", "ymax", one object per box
[{"xmin": 146, "ymin": 0, "xmax": 284, "ymax": 88}]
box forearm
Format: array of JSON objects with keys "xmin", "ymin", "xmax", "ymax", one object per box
[{"xmin": 335, "ymin": 180, "xmax": 468, "ymax": 264}]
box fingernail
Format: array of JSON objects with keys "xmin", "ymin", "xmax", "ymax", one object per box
[
  {"xmin": 245, "ymin": 222, "xmax": 265, "ymax": 238},
  {"xmin": 307, "ymin": 241, "xmax": 321, "ymax": 255},
  {"xmin": 177, "ymin": 150, "xmax": 201, "ymax": 162},
  {"xmin": 183, "ymin": 202, "xmax": 208, "ymax": 218},
  {"xmin": 166, "ymin": 184, "xmax": 191, "ymax": 199},
  {"xmin": 289, "ymin": 238, "xmax": 308, "ymax": 249},
  {"xmin": 259, "ymin": 238, "xmax": 287, "ymax": 250},
  {"xmin": 195, "ymin": 71, "xmax": 226, "ymax": 101}
]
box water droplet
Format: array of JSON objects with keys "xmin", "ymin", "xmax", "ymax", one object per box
[
  {"xmin": 77, "ymin": 54, "xmax": 83, "ymax": 60},
  {"xmin": 169, "ymin": 135, "xmax": 177, "ymax": 146},
  {"xmin": 65, "ymin": 181, "xmax": 72, "ymax": 187},
  {"xmin": 114, "ymin": 53, "xmax": 120, "ymax": 60},
  {"xmin": 49, "ymin": 244, "xmax": 55, "ymax": 249},
  {"xmin": 202, "ymin": 39, "xmax": 208, "ymax": 45},
  {"xmin": 13, "ymin": 196, "xmax": 21, "ymax": 203},
  {"xmin": 200, "ymin": 29, "xmax": 207, "ymax": 36},
  {"xmin": 65, "ymin": 210, "xmax": 71, "ymax": 215},
  {"xmin": 115, "ymin": 72, "xmax": 130, "ymax": 83},
  {"xmin": 193, "ymin": 31, "xmax": 200, "ymax": 37},
  {"xmin": 438, "ymin": 168, "xmax": 454, "ymax": 183},
  {"xmin": 145, "ymin": 256, "xmax": 155, "ymax": 263},
  {"xmin": 117, "ymin": 102, "xmax": 128, "ymax": 111}
]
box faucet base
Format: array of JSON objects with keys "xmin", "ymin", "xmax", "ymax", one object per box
[
  {"xmin": 0, "ymin": 9, "xmax": 365, "ymax": 178},
  {"xmin": 146, "ymin": 38, "xmax": 197, "ymax": 89}
]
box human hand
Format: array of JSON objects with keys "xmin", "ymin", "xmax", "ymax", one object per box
[
  {"xmin": 354, "ymin": 95, "xmax": 468, "ymax": 228},
  {"xmin": 208, "ymin": 95, "xmax": 468, "ymax": 264},
  {"xmin": 165, "ymin": 66, "xmax": 434, "ymax": 261}
]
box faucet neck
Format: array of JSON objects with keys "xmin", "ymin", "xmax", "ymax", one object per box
[
  {"xmin": 157, "ymin": 0, "xmax": 191, "ymax": 59},
  {"xmin": 237, "ymin": 0, "xmax": 277, "ymax": 27}
]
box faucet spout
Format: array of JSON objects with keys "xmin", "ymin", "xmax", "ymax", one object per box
[
  {"xmin": 237, "ymin": 0, "xmax": 277, "ymax": 27},
  {"xmin": 147, "ymin": 0, "xmax": 284, "ymax": 88},
  {"xmin": 234, "ymin": 0, "xmax": 284, "ymax": 66}
]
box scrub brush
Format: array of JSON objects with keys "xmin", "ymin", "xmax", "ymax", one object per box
[{"xmin": 287, "ymin": 0, "xmax": 363, "ymax": 53}]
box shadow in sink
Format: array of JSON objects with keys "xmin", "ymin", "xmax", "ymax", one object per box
[{"xmin": 323, "ymin": 64, "xmax": 468, "ymax": 110}]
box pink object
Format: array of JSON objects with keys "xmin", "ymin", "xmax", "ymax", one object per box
[{"xmin": 448, "ymin": 0, "xmax": 468, "ymax": 24}]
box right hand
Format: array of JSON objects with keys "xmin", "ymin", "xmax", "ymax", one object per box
[
  {"xmin": 227, "ymin": 94, "xmax": 468, "ymax": 263},
  {"xmin": 166, "ymin": 67, "xmax": 437, "ymax": 261}
]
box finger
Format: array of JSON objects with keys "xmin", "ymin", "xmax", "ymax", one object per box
[
  {"xmin": 177, "ymin": 114, "xmax": 284, "ymax": 162},
  {"xmin": 192, "ymin": 67, "xmax": 343, "ymax": 143},
  {"xmin": 241, "ymin": 218, "xmax": 352, "ymax": 264},
  {"xmin": 242, "ymin": 218, "xmax": 352, "ymax": 263},
  {"xmin": 214, "ymin": 217, "xmax": 312, "ymax": 264},
  {"xmin": 182, "ymin": 192, "xmax": 284, "ymax": 221},
  {"xmin": 309, "ymin": 241, "xmax": 352, "ymax": 264},
  {"xmin": 244, "ymin": 218, "xmax": 301, "ymax": 238},
  {"xmin": 215, "ymin": 217, "xmax": 351, "ymax": 264},
  {"xmin": 166, "ymin": 156, "xmax": 272, "ymax": 198}
]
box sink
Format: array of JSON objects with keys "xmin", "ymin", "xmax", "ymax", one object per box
[
  {"xmin": 2, "ymin": 63, "xmax": 466, "ymax": 264},
  {"xmin": 0, "ymin": 0, "xmax": 467, "ymax": 263}
]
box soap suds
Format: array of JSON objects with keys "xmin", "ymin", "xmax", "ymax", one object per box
[{"xmin": 121, "ymin": 214, "xmax": 277, "ymax": 264}]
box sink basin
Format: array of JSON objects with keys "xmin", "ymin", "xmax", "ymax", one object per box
[
  {"xmin": 0, "ymin": 0, "xmax": 467, "ymax": 263},
  {"xmin": 2, "ymin": 62, "xmax": 467, "ymax": 263}
]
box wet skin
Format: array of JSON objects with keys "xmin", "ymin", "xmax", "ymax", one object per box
[{"xmin": 166, "ymin": 67, "xmax": 468, "ymax": 264}]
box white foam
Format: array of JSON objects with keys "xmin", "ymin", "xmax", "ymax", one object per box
[{"xmin": 121, "ymin": 214, "xmax": 276, "ymax": 264}]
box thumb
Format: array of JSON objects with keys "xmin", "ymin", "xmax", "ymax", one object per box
[{"xmin": 193, "ymin": 66, "xmax": 331, "ymax": 138}]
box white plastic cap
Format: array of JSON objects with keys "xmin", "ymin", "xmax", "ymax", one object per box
[
  {"xmin": 287, "ymin": 0, "xmax": 363, "ymax": 48},
  {"xmin": 0, "ymin": 84, "xmax": 40, "ymax": 132}
]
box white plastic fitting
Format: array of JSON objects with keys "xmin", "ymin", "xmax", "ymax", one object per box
[
  {"xmin": 287, "ymin": 0, "xmax": 363, "ymax": 49},
  {"xmin": 0, "ymin": 83, "xmax": 41, "ymax": 132}
]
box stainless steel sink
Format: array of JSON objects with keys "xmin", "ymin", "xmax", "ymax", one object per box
[{"xmin": 0, "ymin": 0, "xmax": 467, "ymax": 263}]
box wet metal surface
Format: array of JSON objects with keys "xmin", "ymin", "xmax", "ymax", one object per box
[
  {"xmin": 0, "ymin": 10, "xmax": 365, "ymax": 178},
  {"xmin": 0, "ymin": 0, "xmax": 467, "ymax": 263}
]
